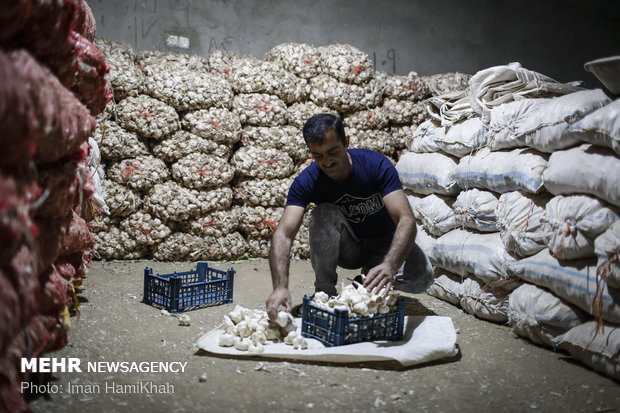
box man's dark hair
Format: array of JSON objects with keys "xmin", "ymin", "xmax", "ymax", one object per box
[{"xmin": 302, "ymin": 113, "xmax": 346, "ymax": 145}]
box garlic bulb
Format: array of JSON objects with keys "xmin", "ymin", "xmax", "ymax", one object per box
[
  {"xmin": 181, "ymin": 107, "xmax": 242, "ymax": 145},
  {"xmin": 232, "ymin": 93, "xmax": 287, "ymax": 126},
  {"xmin": 116, "ymin": 95, "xmax": 180, "ymax": 139},
  {"xmin": 310, "ymin": 282, "xmax": 399, "ymax": 318},
  {"xmin": 107, "ymin": 155, "xmax": 170, "ymax": 191},
  {"xmin": 96, "ymin": 120, "xmax": 150, "ymax": 161},
  {"xmin": 265, "ymin": 42, "xmax": 321, "ymax": 79},
  {"xmin": 217, "ymin": 305, "xmax": 304, "ymax": 351},
  {"xmin": 151, "ymin": 130, "xmax": 232, "ymax": 162},
  {"xmin": 171, "ymin": 152, "xmax": 235, "ymax": 189}
]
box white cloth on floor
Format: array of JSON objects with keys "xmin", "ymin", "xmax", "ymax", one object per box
[{"xmin": 197, "ymin": 315, "xmax": 458, "ymax": 367}]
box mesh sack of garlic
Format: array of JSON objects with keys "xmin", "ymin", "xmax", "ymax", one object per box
[
  {"xmin": 107, "ymin": 155, "xmax": 170, "ymax": 191},
  {"xmin": 265, "ymin": 42, "xmax": 322, "ymax": 80},
  {"xmin": 233, "ymin": 177, "xmax": 292, "ymax": 207},
  {"xmin": 145, "ymin": 182, "xmax": 233, "ymax": 221},
  {"xmin": 246, "ymin": 237, "xmax": 270, "ymax": 258},
  {"xmin": 343, "ymin": 107, "xmax": 390, "ymax": 130},
  {"xmin": 138, "ymin": 50, "xmax": 210, "ymax": 72},
  {"xmin": 237, "ymin": 206, "xmax": 283, "ymax": 238},
  {"xmin": 232, "ymin": 146, "xmax": 294, "ymax": 179},
  {"xmin": 116, "ymin": 95, "xmax": 180, "ymax": 139},
  {"xmin": 309, "ymin": 75, "xmax": 382, "ymax": 113},
  {"xmin": 150, "ymin": 130, "xmax": 232, "ymax": 162},
  {"xmin": 171, "ymin": 153, "xmax": 235, "ymax": 189},
  {"xmin": 286, "ymin": 101, "xmax": 339, "ymax": 129},
  {"xmin": 232, "ymin": 93, "xmax": 288, "ymax": 126},
  {"xmin": 94, "ymin": 227, "xmax": 148, "ymax": 260},
  {"xmin": 181, "ymin": 107, "xmax": 242, "ymax": 145},
  {"xmin": 180, "ymin": 208, "xmax": 239, "ymax": 237},
  {"xmin": 207, "ymin": 49, "xmax": 248, "ymax": 78},
  {"xmin": 229, "ymin": 58, "xmax": 310, "ymax": 104},
  {"xmin": 88, "ymin": 215, "xmax": 119, "ymax": 233},
  {"xmin": 240, "ymin": 126, "xmax": 308, "ymax": 161},
  {"xmin": 101, "ymin": 179, "xmax": 142, "ymax": 217},
  {"xmin": 142, "ymin": 67, "xmax": 234, "ymax": 111},
  {"xmin": 389, "ymin": 124, "xmax": 417, "ymax": 152},
  {"xmin": 375, "ymin": 71, "xmax": 425, "ymax": 101},
  {"xmin": 94, "ymin": 38, "xmax": 144, "ymax": 100},
  {"xmin": 120, "ymin": 211, "xmax": 171, "ymax": 246},
  {"xmin": 96, "ymin": 120, "xmax": 150, "ymax": 161},
  {"xmin": 291, "ymin": 225, "xmax": 310, "ymax": 259},
  {"xmin": 317, "ymin": 44, "xmax": 374, "ymax": 84},
  {"xmin": 196, "ymin": 187, "xmax": 234, "ymax": 213},
  {"xmin": 348, "ymin": 128, "xmax": 397, "ymax": 158},
  {"xmin": 382, "ymin": 97, "xmax": 429, "ymax": 125},
  {"xmin": 421, "ymin": 72, "xmax": 471, "ymax": 96},
  {"xmin": 311, "ymin": 282, "xmax": 399, "ymax": 318},
  {"xmin": 218, "ymin": 305, "xmax": 307, "ymax": 353},
  {"xmin": 153, "ymin": 231, "xmax": 247, "ymax": 261}
]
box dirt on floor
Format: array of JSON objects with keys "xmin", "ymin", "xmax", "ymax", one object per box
[{"xmin": 26, "ymin": 259, "xmax": 619, "ymax": 413}]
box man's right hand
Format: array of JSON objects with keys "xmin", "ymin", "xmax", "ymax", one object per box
[{"xmin": 266, "ymin": 287, "xmax": 292, "ymax": 322}]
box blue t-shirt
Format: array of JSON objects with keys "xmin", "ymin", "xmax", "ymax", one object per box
[{"xmin": 287, "ymin": 148, "xmax": 403, "ymax": 239}]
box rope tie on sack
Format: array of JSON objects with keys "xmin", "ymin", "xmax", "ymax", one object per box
[
  {"xmin": 585, "ymin": 251, "xmax": 618, "ymax": 350},
  {"xmin": 550, "ymin": 217, "xmax": 576, "ymax": 258},
  {"xmin": 517, "ymin": 199, "xmax": 535, "ymax": 236}
]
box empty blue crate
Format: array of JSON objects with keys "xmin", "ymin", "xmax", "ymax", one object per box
[
  {"xmin": 143, "ymin": 262, "xmax": 234, "ymax": 313},
  {"xmin": 301, "ymin": 295, "xmax": 406, "ymax": 347}
]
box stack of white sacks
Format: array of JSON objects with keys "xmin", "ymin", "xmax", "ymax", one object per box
[{"xmin": 396, "ymin": 62, "xmax": 620, "ymax": 380}]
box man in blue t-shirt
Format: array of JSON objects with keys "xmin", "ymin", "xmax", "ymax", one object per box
[{"xmin": 266, "ymin": 114, "xmax": 433, "ymax": 320}]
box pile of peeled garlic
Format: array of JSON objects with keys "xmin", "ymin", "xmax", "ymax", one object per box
[
  {"xmin": 218, "ymin": 305, "xmax": 308, "ymax": 353},
  {"xmin": 310, "ymin": 281, "xmax": 399, "ymax": 318}
]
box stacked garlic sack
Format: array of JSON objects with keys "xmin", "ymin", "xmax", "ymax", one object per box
[
  {"xmin": 217, "ymin": 305, "xmax": 307, "ymax": 352},
  {"xmin": 310, "ymin": 282, "xmax": 399, "ymax": 318}
]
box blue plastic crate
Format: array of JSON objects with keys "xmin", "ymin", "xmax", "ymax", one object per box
[
  {"xmin": 143, "ymin": 262, "xmax": 234, "ymax": 313},
  {"xmin": 300, "ymin": 295, "xmax": 406, "ymax": 347}
]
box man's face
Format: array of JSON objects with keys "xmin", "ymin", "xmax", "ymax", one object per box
[{"xmin": 307, "ymin": 129, "xmax": 351, "ymax": 181}]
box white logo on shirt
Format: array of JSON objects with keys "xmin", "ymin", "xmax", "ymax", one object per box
[{"xmin": 334, "ymin": 193, "xmax": 384, "ymax": 223}]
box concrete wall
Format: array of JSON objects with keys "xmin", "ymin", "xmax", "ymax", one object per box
[{"xmin": 89, "ymin": 0, "xmax": 620, "ymax": 88}]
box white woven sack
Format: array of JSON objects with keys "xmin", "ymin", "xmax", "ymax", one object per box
[
  {"xmin": 570, "ymin": 98, "xmax": 620, "ymax": 155},
  {"xmin": 507, "ymin": 248, "xmax": 620, "ymax": 324},
  {"xmin": 431, "ymin": 229, "xmax": 518, "ymax": 288},
  {"xmin": 411, "ymin": 194, "xmax": 456, "ymax": 236},
  {"xmin": 405, "ymin": 120, "xmax": 444, "ymax": 153},
  {"xmin": 508, "ymin": 283, "xmax": 587, "ymax": 348},
  {"xmin": 413, "ymin": 223, "xmax": 436, "ymax": 261},
  {"xmin": 426, "ymin": 274, "xmax": 462, "ymax": 306},
  {"xmin": 469, "ymin": 62, "xmax": 583, "ymax": 123},
  {"xmin": 435, "ymin": 117, "xmax": 487, "ymax": 158},
  {"xmin": 542, "ymin": 195, "xmax": 619, "ymax": 260},
  {"xmin": 594, "ymin": 221, "xmax": 620, "ymax": 289},
  {"xmin": 453, "ymin": 189, "xmax": 498, "ymax": 232},
  {"xmin": 495, "ymin": 191, "xmax": 549, "ymax": 258},
  {"xmin": 556, "ymin": 320, "xmax": 620, "ymax": 381},
  {"xmin": 396, "ymin": 152, "xmax": 460, "ymax": 196},
  {"xmin": 543, "ymin": 144, "xmax": 620, "ymax": 207},
  {"xmin": 424, "ymin": 90, "xmax": 473, "ymax": 127},
  {"xmin": 459, "ymin": 277, "xmax": 510, "ymax": 323},
  {"xmin": 455, "ymin": 147, "xmax": 547, "ymax": 194},
  {"xmin": 486, "ymin": 98, "xmax": 541, "ymax": 150}
]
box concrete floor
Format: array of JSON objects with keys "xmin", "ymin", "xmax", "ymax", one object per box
[{"xmin": 27, "ymin": 259, "xmax": 619, "ymax": 413}]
